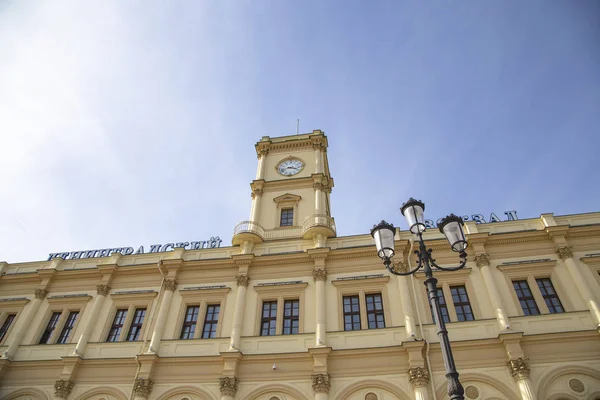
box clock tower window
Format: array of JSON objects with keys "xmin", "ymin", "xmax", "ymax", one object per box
[{"xmin": 280, "ymin": 208, "xmax": 294, "ymax": 227}]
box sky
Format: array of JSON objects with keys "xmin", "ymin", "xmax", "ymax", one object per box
[{"xmin": 1, "ymin": 1, "xmax": 599, "ymax": 263}]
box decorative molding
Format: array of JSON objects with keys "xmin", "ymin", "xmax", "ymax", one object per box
[
  {"xmin": 54, "ymin": 380, "xmax": 74, "ymax": 399},
  {"xmin": 219, "ymin": 377, "xmax": 239, "ymax": 396},
  {"xmin": 236, "ymin": 274, "xmax": 249, "ymax": 287},
  {"xmin": 569, "ymin": 378, "xmax": 584, "ymax": 393},
  {"xmin": 313, "ymin": 182, "xmax": 324, "ymax": 191},
  {"xmin": 162, "ymin": 279, "xmax": 178, "ymax": 292},
  {"xmin": 133, "ymin": 378, "xmax": 154, "ymax": 398},
  {"xmin": 311, "ymin": 373, "xmax": 331, "ymax": 393},
  {"xmin": 365, "ymin": 393, "xmax": 378, "ymax": 400},
  {"xmin": 96, "ymin": 284, "xmax": 111, "ymax": 296},
  {"xmin": 474, "ymin": 253, "xmax": 490, "ymax": 268},
  {"xmin": 408, "ymin": 367, "xmax": 429, "ymax": 388},
  {"xmin": 508, "ymin": 358, "xmax": 530, "ymax": 380},
  {"xmin": 251, "ymin": 188, "xmax": 263, "ymax": 199},
  {"xmin": 313, "ymin": 268, "xmax": 327, "ymax": 282},
  {"xmin": 465, "ymin": 385, "xmax": 480, "ymax": 399},
  {"xmin": 390, "ymin": 261, "xmax": 409, "ymax": 274},
  {"xmin": 557, "ymin": 246, "xmax": 574, "ymax": 260},
  {"xmin": 34, "ymin": 289, "xmax": 48, "ymax": 300}
]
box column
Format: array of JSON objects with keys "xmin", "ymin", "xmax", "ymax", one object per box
[
  {"xmin": 256, "ymin": 147, "xmax": 268, "ymax": 180},
  {"xmin": 73, "ymin": 284, "xmax": 110, "ymax": 356},
  {"xmin": 148, "ymin": 279, "xmax": 177, "ymax": 353},
  {"xmin": 394, "ymin": 263, "xmax": 416, "ymax": 338},
  {"xmin": 133, "ymin": 378, "xmax": 154, "ymax": 400},
  {"xmin": 219, "ymin": 377, "xmax": 238, "ymax": 400},
  {"xmin": 53, "ymin": 379, "xmax": 74, "ymax": 400},
  {"xmin": 229, "ymin": 274, "xmax": 249, "ymax": 350},
  {"xmin": 474, "ymin": 254, "xmax": 511, "ymax": 330},
  {"xmin": 312, "ymin": 373, "xmax": 331, "ymax": 400},
  {"xmin": 409, "ymin": 367, "xmax": 430, "ymax": 400},
  {"xmin": 313, "ymin": 141, "xmax": 323, "ymax": 174},
  {"xmin": 508, "ymin": 358, "xmax": 536, "ymax": 400},
  {"xmin": 557, "ymin": 246, "xmax": 600, "ymax": 326},
  {"xmin": 250, "ymin": 189, "xmax": 263, "ymax": 222},
  {"xmin": 314, "ymin": 182, "xmax": 323, "ymax": 215},
  {"xmin": 314, "ymin": 269, "xmax": 327, "ymax": 346},
  {"xmin": 4, "ymin": 288, "xmax": 47, "ymax": 359}
]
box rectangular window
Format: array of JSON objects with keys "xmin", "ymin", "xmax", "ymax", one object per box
[
  {"xmin": 261, "ymin": 301, "xmax": 278, "ymax": 336},
  {"xmin": 40, "ymin": 312, "xmax": 62, "ymax": 344},
  {"xmin": 365, "ymin": 293, "xmax": 386, "ymax": 329},
  {"xmin": 201, "ymin": 304, "xmax": 220, "ymax": 339},
  {"xmin": 429, "ymin": 288, "xmax": 450, "ymax": 324},
  {"xmin": 536, "ymin": 278, "xmax": 564, "ymax": 314},
  {"xmin": 283, "ymin": 299, "xmax": 300, "ymax": 334},
  {"xmin": 57, "ymin": 311, "xmax": 79, "ymax": 344},
  {"xmin": 280, "ymin": 208, "xmax": 294, "ymax": 227},
  {"xmin": 0, "ymin": 314, "xmax": 16, "ymax": 341},
  {"xmin": 180, "ymin": 306, "xmax": 199, "ymax": 339},
  {"xmin": 106, "ymin": 309, "xmax": 128, "ymax": 342},
  {"xmin": 126, "ymin": 308, "xmax": 146, "ymax": 341},
  {"xmin": 343, "ymin": 295, "xmax": 361, "ymax": 331},
  {"xmin": 513, "ymin": 280, "xmax": 540, "ymax": 316},
  {"xmin": 450, "ymin": 286, "xmax": 474, "ymax": 321}
]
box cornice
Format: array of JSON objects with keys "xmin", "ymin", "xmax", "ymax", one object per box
[
  {"xmin": 566, "ymin": 224, "xmax": 600, "ymax": 238},
  {"xmin": 545, "ymin": 225, "xmax": 570, "ymax": 239},
  {"xmin": 251, "ymin": 253, "xmax": 312, "ymax": 267},
  {"xmin": 497, "ymin": 259, "xmax": 556, "ymax": 276},
  {"xmin": 485, "ymin": 230, "xmax": 550, "ymax": 246},
  {"xmin": 327, "ymin": 246, "xmax": 378, "ymax": 261}
]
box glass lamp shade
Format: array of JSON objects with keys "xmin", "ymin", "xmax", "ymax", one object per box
[
  {"xmin": 370, "ymin": 220, "xmax": 396, "ymax": 260},
  {"xmin": 438, "ymin": 214, "xmax": 468, "ymax": 252},
  {"xmin": 400, "ymin": 198, "xmax": 426, "ymax": 234}
]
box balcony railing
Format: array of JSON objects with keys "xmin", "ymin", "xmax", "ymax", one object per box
[
  {"xmin": 302, "ymin": 214, "xmax": 336, "ymax": 236},
  {"xmin": 233, "ymin": 221, "xmax": 266, "ymax": 241}
]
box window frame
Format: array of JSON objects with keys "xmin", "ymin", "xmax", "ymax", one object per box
[
  {"xmin": 449, "ymin": 285, "xmax": 475, "ymax": 322},
  {"xmin": 253, "ymin": 281, "xmax": 308, "ymax": 336},
  {"xmin": 280, "ymin": 208, "xmax": 294, "ymax": 227},
  {"xmin": 512, "ymin": 280, "xmax": 540, "ymax": 316},
  {"xmin": 201, "ymin": 303, "xmax": 221, "ymax": 339},
  {"xmin": 175, "ymin": 287, "xmax": 230, "ymax": 340},
  {"xmin": 272, "ymin": 193, "xmax": 302, "ymax": 229},
  {"xmin": 125, "ymin": 307, "xmax": 147, "ymax": 341},
  {"xmin": 33, "ymin": 294, "xmax": 90, "ymax": 345},
  {"xmin": 282, "ymin": 299, "xmax": 300, "ymax": 335},
  {"xmin": 498, "ymin": 260, "xmax": 569, "ymax": 316},
  {"xmin": 0, "ymin": 298, "xmax": 29, "ymax": 345},
  {"xmin": 342, "ymin": 295, "xmax": 361, "ymax": 331},
  {"xmin": 100, "ymin": 291, "xmax": 157, "ymax": 343},
  {"xmin": 535, "ymin": 278, "xmax": 564, "ymax": 314},
  {"xmin": 332, "ymin": 275, "xmax": 391, "ymax": 331}
]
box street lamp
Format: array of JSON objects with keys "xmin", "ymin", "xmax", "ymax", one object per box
[{"xmin": 370, "ymin": 198, "xmax": 468, "ymax": 400}]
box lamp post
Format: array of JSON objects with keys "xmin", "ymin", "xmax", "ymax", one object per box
[{"xmin": 371, "ymin": 198, "xmax": 468, "ymax": 400}]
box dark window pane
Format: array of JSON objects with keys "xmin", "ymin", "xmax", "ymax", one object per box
[
  {"xmin": 450, "ymin": 286, "xmax": 475, "ymax": 322},
  {"xmin": 107, "ymin": 309, "xmax": 128, "ymax": 342},
  {"xmin": 202, "ymin": 304, "xmax": 220, "ymax": 339},
  {"xmin": 126, "ymin": 308, "xmax": 146, "ymax": 341},
  {"xmin": 0, "ymin": 314, "xmax": 16, "ymax": 342},
  {"xmin": 261, "ymin": 301, "xmax": 278, "ymax": 336},
  {"xmin": 283, "ymin": 300, "xmax": 299, "ymax": 335},
  {"xmin": 536, "ymin": 278, "xmax": 564, "ymax": 313},
  {"xmin": 513, "ymin": 281, "xmax": 540, "ymax": 316},
  {"xmin": 343, "ymin": 295, "xmax": 361, "ymax": 331},
  {"xmin": 40, "ymin": 312, "xmax": 62, "ymax": 344},
  {"xmin": 280, "ymin": 208, "xmax": 294, "ymax": 227},
  {"xmin": 57, "ymin": 311, "xmax": 79, "ymax": 344},
  {"xmin": 181, "ymin": 306, "xmax": 199, "ymax": 339},
  {"xmin": 429, "ymin": 289, "xmax": 450, "ymax": 324},
  {"xmin": 365, "ymin": 293, "xmax": 385, "ymax": 329}
]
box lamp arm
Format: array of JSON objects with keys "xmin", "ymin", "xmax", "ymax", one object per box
[
  {"xmin": 383, "ymin": 258, "xmax": 422, "ymax": 276},
  {"xmin": 429, "ymin": 252, "xmax": 468, "ymax": 272}
]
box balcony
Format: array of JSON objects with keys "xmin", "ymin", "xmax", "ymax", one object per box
[
  {"xmin": 232, "ymin": 221, "xmax": 265, "ymax": 245},
  {"xmin": 302, "ymin": 214, "xmax": 336, "ymax": 239}
]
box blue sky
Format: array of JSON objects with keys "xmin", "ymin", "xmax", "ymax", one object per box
[{"xmin": 1, "ymin": 1, "xmax": 599, "ymax": 263}]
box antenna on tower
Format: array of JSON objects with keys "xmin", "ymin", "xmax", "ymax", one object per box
[{"xmin": 296, "ymin": 119, "xmax": 300, "ymax": 135}]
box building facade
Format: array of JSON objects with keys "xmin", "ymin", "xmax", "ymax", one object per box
[{"xmin": 1, "ymin": 130, "xmax": 600, "ymax": 400}]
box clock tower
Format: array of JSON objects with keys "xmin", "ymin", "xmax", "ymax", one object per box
[{"xmin": 232, "ymin": 130, "xmax": 335, "ymax": 252}]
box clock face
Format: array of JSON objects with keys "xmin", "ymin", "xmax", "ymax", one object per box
[{"xmin": 277, "ymin": 159, "xmax": 304, "ymax": 176}]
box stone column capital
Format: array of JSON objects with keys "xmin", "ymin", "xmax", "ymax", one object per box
[
  {"xmin": 391, "ymin": 261, "xmax": 409, "ymax": 274},
  {"xmin": 251, "ymin": 188, "xmax": 263, "ymax": 199},
  {"xmin": 54, "ymin": 379, "xmax": 74, "ymax": 399},
  {"xmin": 162, "ymin": 279, "xmax": 178, "ymax": 292},
  {"xmin": 236, "ymin": 274, "xmax": 249, "ymax": 287},
  {"xmin": 34, "ymin": 289, "xmax": 48, "ymax": 300},
  {"xmin": 313, "ymin": 268, "xmax": 327, "ymax": 282},
  {"xmin": 96, "ymin": 284, "xmax": 111, "ymax": 296},
  {"xmin": 219, "ymin": 376, "xmax": 239, "ymax": 397},
  {"xmin": 311, "ymin": 373, "xmax": 331, "ymax": 394},
  {"xmin": 408, "ymin": 367, "xmax": 430, "ymax": 388},
  {"xmin": 556, "ymin": 246, "xmax": 573, "ymax": 260},
  {"xmin": 508, "ymin": 357, "xmax": 530, "ymax": 380},
  {"xmin": 474, "ymin": 253, "xmax": 491, "ymax": 268},
  {"xmin": 133, "ymin": 378, "xmax": 154, "ymax": 398}
]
